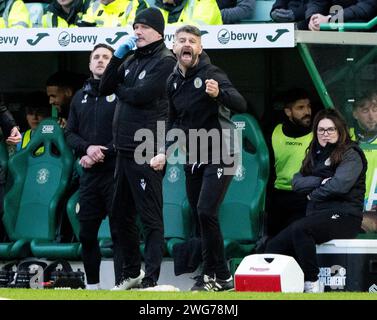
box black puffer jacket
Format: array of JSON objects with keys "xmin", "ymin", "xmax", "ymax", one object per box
[
  {"xmin": 65, "ymin": 78, "xmax": 117, "ymax": 172},
  {"xmin": 0, "ymin": 104, "xmax": 17, "ymax": 184},
  {"xmin": 0, "ymin": 105, "xmax": 16, "ymax": 138},
  {"xmin": 305, "ymin": 0, "xmax": 377, "ymax": 22},
  {"xmin": 292, "ymin": 142, "xmax": 367, "ymax": 217},
  {"xmin": 99, "ymin": 39, "xmax": 176, "ymax": 158}
]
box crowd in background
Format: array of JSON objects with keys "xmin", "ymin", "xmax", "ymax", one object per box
[
  {"xmin": 1, "ymin": 0, "xmax": 377, "ymax": 30},
  {"xmin": 0, "ymin": 0, "xmax": 255, "ymax": 28}
]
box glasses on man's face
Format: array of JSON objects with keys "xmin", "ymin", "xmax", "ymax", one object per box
[{"xmin": 317, "ymin": 127, "xmax": 337, "ymax": 135}]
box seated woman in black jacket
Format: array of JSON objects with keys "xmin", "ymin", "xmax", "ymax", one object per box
[{"xmin": 265, "ymin": 109, "xmax": 367, "ymax": 293}]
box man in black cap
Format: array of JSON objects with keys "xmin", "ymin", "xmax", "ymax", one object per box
[{"xmin": 99, "ymin": 7, "xmax": 176, "ymax": 290}]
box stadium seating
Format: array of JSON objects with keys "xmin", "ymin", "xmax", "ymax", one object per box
[
  {"xmin": 356, "ymin": 232, "xmax": 377, "ymax": 239},
  {"xmin": 163, "ymin": 152, "xmax": 192, "ymax": 256},
  {"xmin": 219, "ymin": 113, "xmax": 269, "ymax": 258},
  {"xmin": 0, "ymin": 119, "xmax": 79, "ymax": 259}
]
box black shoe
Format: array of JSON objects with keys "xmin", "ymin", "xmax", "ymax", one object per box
[
  {"xmin": 111, "ymin": 270, "xmax": 145, "ymax": 291},
  {"xmin": 190, "ymin": 275, "xmax": 217, "ymax": 291},
  {"xmin": 140, "ymin": 278, "xmax": 157, "ymax": 289},
  {"xmin": 191, "ymin": 275, "xmax": 234, "ymax": 292},
  {"xmin": 215, "ymin": 276, "xmax": 234, "ymax": 291}
]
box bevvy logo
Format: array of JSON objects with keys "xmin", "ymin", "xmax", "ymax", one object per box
[
  {"xmin": 0, "ymin": 35, "xmax": 19, "ymax": 46},
  {"xmin": 58, "ymin": 31, "xmax": 98, "ymax": 47},
  {"xmin": 217, "ymin": 28, "xmax": 258, "ymax": 45}
]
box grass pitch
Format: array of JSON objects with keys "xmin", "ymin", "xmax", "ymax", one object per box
[{"xmin": 0, "ymin": 289, "xmax": 376, "ymax": 300}]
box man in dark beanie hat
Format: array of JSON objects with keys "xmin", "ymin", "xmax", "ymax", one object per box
[
  {"xmin": 133, "ymin": 7, "xmax": 165, "ymax": 36},
  {"xmin": 99, "ymin": 6, "xmax": 176, "ymax": 290}
]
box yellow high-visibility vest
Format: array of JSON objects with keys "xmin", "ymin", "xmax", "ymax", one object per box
[
  {"xmin": 272, "ymin": 123, "xmax": 312, "ymax": 190},
  {"xmin": 350, "ymin": 127, "xmax": 377, "ymax": 208},
  {"xmin": 21, "ymin": 129, "xmax": 44, "ymax": 156},
  {"xmin": 0, "ymin": 0, "xmax": 31, "ymax": 28},
  {"xmin": 80, "ymin": 0, "xmax": 147, "ymax": 27},
  {"xmin": 158, "ymin": 0, "xmax": 222, "ymax": 26}
]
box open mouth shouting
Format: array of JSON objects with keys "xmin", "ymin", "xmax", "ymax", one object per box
[{"xmin": 180, "ymin": 47, "xmax": 194, "ymax": 65}]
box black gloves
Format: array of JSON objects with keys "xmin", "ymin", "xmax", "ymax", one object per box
[{"xmin": 270, "ymin": 8, "xmax": 295, "ymax": 22}]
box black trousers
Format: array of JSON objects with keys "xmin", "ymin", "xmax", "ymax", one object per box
[
  {"xmin": 79, "ymin": 218, "xmax": 103, "ymax": 284},
  {"xmin": 265, "ymin": 212, "xmax": 362, "ymax": 281},
  {"xmin": 78, "ymin": 171, "xmax": 114, "ymax": 285},
  {"xmin": 110, "ymin": 153, "xmax": 164, "ymax": 283},
  {"xmin": 185, "ymin": 163, "xmax": 232, "ymax": 280},
  {"xmin": 266, "ymin": 188, "xmax": 308, "ymax": 237}
]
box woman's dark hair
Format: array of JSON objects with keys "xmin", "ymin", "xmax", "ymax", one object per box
[{"xmin": 300, "ymin": 108, "xmax": 352, "ymax": 175}]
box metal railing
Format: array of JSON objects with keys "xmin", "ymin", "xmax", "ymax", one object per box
[{"xmin": 320, "ymin": 16, "xmax": 377, "ymax": 32}]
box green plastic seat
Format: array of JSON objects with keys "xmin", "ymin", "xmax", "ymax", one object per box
[
  {"xmin": 356, "ymin": 232, "xmax": 377, "ymax": 239},
  {"xmin": 163, "ymin": 153, "xmax": 192, "ymax": 256},
  {"xmin": 0, "ymin": 119, "xmax": 79, "ymax": 259},
  {"xmin": 219, "ymin": 113, "xmax": 270, "ymax": 258}
]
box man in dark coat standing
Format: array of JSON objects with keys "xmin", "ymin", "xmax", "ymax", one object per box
[{"xmin": 99, "ymin": 7, "xmax": 176, "ymax": 290}]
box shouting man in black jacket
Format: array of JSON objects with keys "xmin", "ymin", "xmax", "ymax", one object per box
[
  {"xmin": 65, "ymin": 43, "xmax": 117, "ymax": 290},
  {"xmin": 99, "ymin": 7, "xmax": 176, "ymax": 290},
  {"xmin": 150, "ymin": 25, "xmax": 247, "ymax": 291}
]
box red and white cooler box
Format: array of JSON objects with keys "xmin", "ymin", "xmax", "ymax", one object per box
[{"xmin": 234, "ymin": 254, "xmax": 304, "ymax": 292}]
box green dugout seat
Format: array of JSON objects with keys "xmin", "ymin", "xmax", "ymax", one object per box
[
  {"xmin": 0, "ymin": 119, "xmax": 79, "ymax": 259},
  {"xmin": 356, "ymin": 232, "xmax": 377, "ymax": 239},
  {"xmin": 66, "ymin": 160, "xmax": 113, "ymax": 258},
  {"xmin": 163, "ymin": 153, "xmax": 192, "ymax": 256},
  {"xmin": 219, "ymin": 113, "xmax": 269, "ymax": 258}
]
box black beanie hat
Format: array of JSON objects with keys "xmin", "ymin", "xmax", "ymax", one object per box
[{"xmin": 133, "ymin": 7, "xmax": 165, "ymax": 36}]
